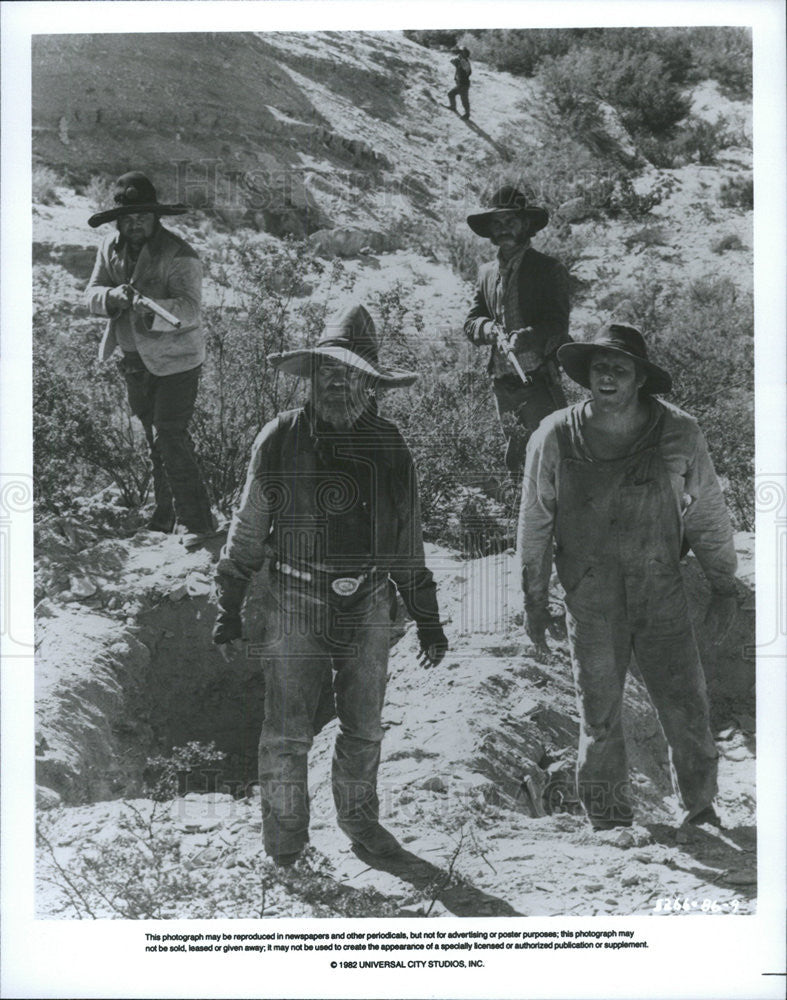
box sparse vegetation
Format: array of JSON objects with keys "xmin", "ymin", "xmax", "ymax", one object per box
[
  {"xmin": 712, "ymin": 233, "xmax": 745, "ymax": 254},
  {"xmin": 31, "ymin": 27, "xmax": 754, "ymax": 546},
  {"xmin": 36, "ymin": 741, "xmax": 407, "ymax": 919},
  {"xmin": 411, "ymin": 26, "xmax": 752, "ymax": 103},
  {"xmin": 718, "ymin": 176, "xmax": 753, "ymax": 210},
  {"xmin": 538, "ymin": 46, "xmax": 692, "ymax": 139},
  {"xmin": 32, "ymin": 164, "xmax": 63, "ymax": 205},
  {"xmin": 600, "ymin": 275, "xmax": 754, "ymax": 529},
  {"xmin": 33, "ymin": 314, "xmax": 151, "ymax": 516}
]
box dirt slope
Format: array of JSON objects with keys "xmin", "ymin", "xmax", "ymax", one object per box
[{"xmin": 35, "ymin": 527, "xmax": 756, "ymax": 919}]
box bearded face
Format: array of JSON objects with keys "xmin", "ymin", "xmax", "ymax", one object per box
[{"xmin": 312, "ymin": 357, "xmax": 375, "ymax": 430}]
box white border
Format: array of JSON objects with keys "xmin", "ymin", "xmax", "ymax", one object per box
[{"xmin": 2, "ymin": 2, "xmax": 785, "ymax": 998}]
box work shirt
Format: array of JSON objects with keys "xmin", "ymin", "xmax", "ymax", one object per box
[
  {"xmin": 518, "ymin": 398, "xmax": 738, "ymax": 611},
  {"xmin": 217, "ymin": 404, "xmax": 440, "ymax": 626}
]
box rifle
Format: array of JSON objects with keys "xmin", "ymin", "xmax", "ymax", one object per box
[{"xmin": 129, "ymin": 285, "xmax": 182, "ymax": 329}]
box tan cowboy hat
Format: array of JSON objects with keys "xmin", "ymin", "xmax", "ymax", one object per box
[
  {"xmin": 466, "ymin": 184, "xmax": 549, "ymax": 238},
  {"xmin": 268, "ymin": 304, "xmax": 417, "ymax": 388},
  {"xmin": 88, "ymin": 171, "xmax": 189, "ymax": 228},
  {"xmin": 558, "ymin": 324, "xmax": 672, "ymax": 395}
]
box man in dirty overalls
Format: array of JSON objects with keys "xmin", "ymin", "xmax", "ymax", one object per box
[
  {"xmin": 212, "ymin": 304, "xmax": 448, "ymax": 866},
  {"xmin": 464, "ymin": 184, "xmax": 572, "ymax": 474},
  {"xmin": 518, "ymin": 325, "xmax": 738, "ymax": 833}
]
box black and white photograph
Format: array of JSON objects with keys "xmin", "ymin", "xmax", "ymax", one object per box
[{"xmin": 1, "ymin": 1, "xmax": 785, "ymax": 998}]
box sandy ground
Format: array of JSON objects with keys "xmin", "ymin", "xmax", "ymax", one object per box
[{"xmin": 35, "ymin": 534, "xmax": 756, "ymax": 920}]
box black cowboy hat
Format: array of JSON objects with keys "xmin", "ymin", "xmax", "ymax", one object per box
[
  {"xmin": 268, "ymin": 304, "xmax": 417, "ymax": 388},
  {"xmin": 466, "ymin": 184, "xmax": 549, "ymax": 238},
  {"xmin": 558, "ymin": 324, "xmax": 672, "ymax": 395},
  {"xmin": 88, "ymin": 171, "xmax": 190, "ymax": 228}
]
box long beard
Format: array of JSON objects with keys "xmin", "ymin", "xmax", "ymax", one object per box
[{"xmin": 313, "ymin": 391, "xmax": 374, "ymax": 431}]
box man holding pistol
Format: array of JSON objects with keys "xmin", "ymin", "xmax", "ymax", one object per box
[
  {"xmin": 464, "ymin": 184, "xmax": 572, "ymax": 473},
  {"xmin": 212, "ymin": 304, "xmax": 448, "ymax": 867},
  {"xmin": 86, "ymin": 170, "xmax": 215, "ymax": 541}
]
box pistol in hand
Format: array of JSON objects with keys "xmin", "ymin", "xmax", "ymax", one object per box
[{"xmin": 129, "ymin": 286, "xmax": 182, "ymax": 329}]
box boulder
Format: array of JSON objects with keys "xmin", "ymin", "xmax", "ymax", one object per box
[{"xmin": 308, "ymin": 226, "xmax": 390, "ymax": 258}]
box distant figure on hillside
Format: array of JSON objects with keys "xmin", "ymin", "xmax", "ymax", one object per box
[
  {"xmin": 518, "ymin": 324, "xmax": 738, "ymax": 834},
  {"xmin": 212, "ymin": 304, "xmax": 447, "ymax": 867},
  {"xmin": 447, "ymin": 46, "xmax": 472, "ymax": 120},
  {"xmin": 464, "ymin": 184, "xmax": 571, "ymax": 473},
  {"xmin": 85, "ymin": 171, "xmax": 217, "ymax": 547}
]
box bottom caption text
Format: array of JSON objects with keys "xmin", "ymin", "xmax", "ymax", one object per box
[{"xmin": 143, "ymin": 927, "xmax": 648, "ymax": 965}]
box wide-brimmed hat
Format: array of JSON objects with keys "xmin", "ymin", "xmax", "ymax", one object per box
[
  {"xmin": 268, "ymin": 304, "xmax": 417, "ymax": 388},
  {"xmin": 88, "ymin": 171, "xmax": 190, "ymax": 228},
  {"xmin": 466, "ymin": 184, "xmax": 549, "ymax": 238},
  {"xmin": 557, "ymin": 324, "xmax": 672, "ymax": 395}
]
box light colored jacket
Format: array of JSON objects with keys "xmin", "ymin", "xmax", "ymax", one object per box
[
  {"xmin": 85, "ymin": 223, "xmax": 204, "ymax": 376},
  {"xmin": 518, "ymin": 398, "xmax": 738, "ymax": 609}
]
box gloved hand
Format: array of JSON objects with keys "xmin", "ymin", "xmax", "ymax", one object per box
[
  {"xmin": 525, "ymin": 604, "xmax": 553, "ymax": 654},
  {"xmin": 212, "ymin": 614, "xmax": 242, "ymax": 645},
  {"xmin": 416, "ymin": 624, "xmax": 448, "ymax": 668},
  {"xmin": 212, "ymin": 573, "xmax": 249, "ymax": 653},
  {"xmin": 704, "ymin": 591, "xmax": 737, "ymax": 645}
]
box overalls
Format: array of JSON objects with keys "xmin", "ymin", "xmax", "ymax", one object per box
[{"xmin": 554, "ymin": 411, "xmax": 718, "ymax": 826}]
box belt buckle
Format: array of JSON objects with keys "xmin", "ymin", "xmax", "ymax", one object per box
[{"xmin": 331, "ymin": 576, "xmax": 362, "ymax": 597}]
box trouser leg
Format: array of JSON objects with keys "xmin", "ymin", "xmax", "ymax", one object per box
[
  {"xmin": 493, "ymin": 374, "xmax": 567, "ymax": 474},
  {"xmin": 258, "ymin": 644, "xmax": 331, "ymax": 859},
  {"xmin": 459, "ymin": 85, "xmax": 470, "ymax": 116},
  {"xmin": 633, "ymin": 626, "xmax": 718, "ymax": 820},
  {"xmin": 123, "ymin": 366, "xmax": 175, "ymax": 530},
  {"xmin": 566, "ymin": 608, "xmax": 635, "ymax": 826},
  {"xmin": 150, "ymin": 366, "xmax": 215, "ymax": 533},
  {"xmin": 447, "ymin": 85, "xmax": 459, "ymax": 110},
  {"xmin": 331, "ymin": 590, "xmax": 392, "ymax": 844}
]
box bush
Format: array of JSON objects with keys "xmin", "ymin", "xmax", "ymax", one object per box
[
  {"xmin": 687, "ymin": 27, "xmax": 752, "ymax": 100},
  {"xmin": 669, "ymin": 115, "xmax": 737, "ymax": 166},
  {"xmin": 32, "ymin": 165, "xmax": 63, "ymax": 205},
  {"xmin": 82, "ymin": 173, "xmax": 116, "ymax": 214},
  {"xmin": 458, "ymin": 28, "xmax": 581, "ymax": 77},
  {"xmin": 403, "ymin": 29, "xmax": 462, "ymax": 51},
  {"xmin": 718, "ymin": 176, "xmax": 753, "ymax": 210},
  {"xmin": 194, "ymin": 239, "xmax": 353, "ymax": 511},
  {"xmin": 382, "ymin": 364, "xmax": 516, "ymax": 548},
  {"xmin": 33, "ymin": 315, "xmax": 151, "ymax": 517},
  {"xmin": 538, "ymin": 46, "xmax": 691, "ymax": 138},
  {"xmin": 712, "ymin": 233, "xmax": 745, "ymax": 254}
]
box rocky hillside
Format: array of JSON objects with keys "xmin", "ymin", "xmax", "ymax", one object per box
[{"xmin": 34, "ymin": 30, "xmax": 752, "ymax": 313}]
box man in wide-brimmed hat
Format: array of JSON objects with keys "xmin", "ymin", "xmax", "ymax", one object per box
[
  {"xmin": 85, "ymin": 170, "xmax": 216, "ymax": 543},
  {"xmin": 212, "ymin": 304, "xmax": 448, "ymax": 866},
  {"xmin": 464, "ymin": 184, "xmax": 572, "ymax": 473},
  {"xmin": 447, "ymin": 45, "xmax": 472, "ymax": 119},
  {"xmin": 518, "ymin": 324, "xmax": 738, "ymax": 834}
]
